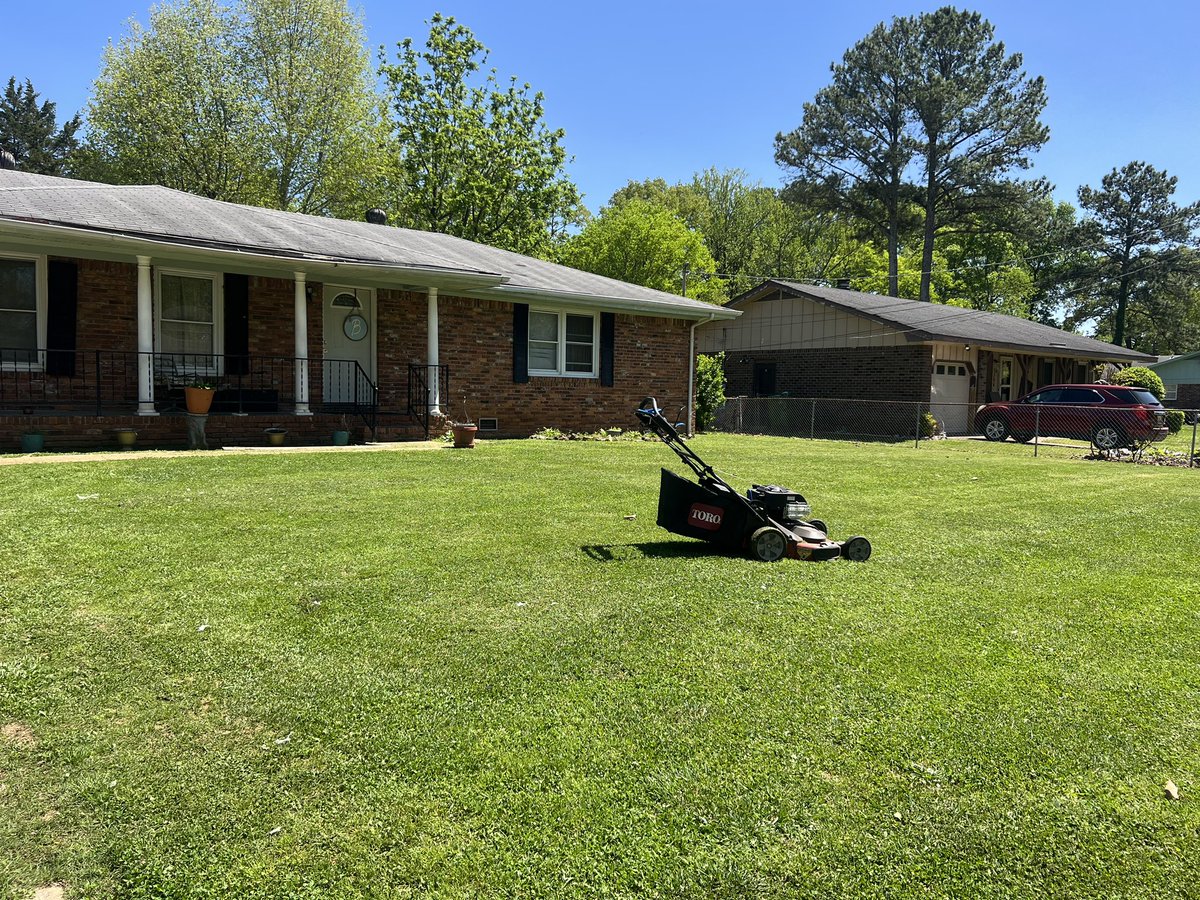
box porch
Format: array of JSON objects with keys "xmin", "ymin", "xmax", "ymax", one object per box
[{"xmin": 1, "ymin": 347, "xmax": 450, "ymax": 449}]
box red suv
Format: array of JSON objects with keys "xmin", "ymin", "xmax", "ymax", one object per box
[{"xmin": 975, "ymin": 384, "xmax": 1169, "ymax": 450}]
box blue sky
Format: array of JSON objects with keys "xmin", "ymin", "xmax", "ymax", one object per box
[{"xmin": 4, "ymin": 0, "xmax": 1199, "ymax": 214}]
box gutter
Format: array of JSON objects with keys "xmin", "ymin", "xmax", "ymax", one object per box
[
  {"xmin": 479, "ymin": 283, "xmax": 740, "ymax": 321},
  {"xmin": 687, "ymin": 313, "xmax": 717, "ymax": 436}
]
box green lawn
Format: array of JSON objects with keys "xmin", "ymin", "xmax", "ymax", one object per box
[{"xmin": 1, "ymin": 437, "xmax": 1197, "ymax": 899}]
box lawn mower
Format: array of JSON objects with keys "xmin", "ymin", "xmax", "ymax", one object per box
[{"xmin": 635, "ymin": 398, "xmax": 871, "ymax": 563}]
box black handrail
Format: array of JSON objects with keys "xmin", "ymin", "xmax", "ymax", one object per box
[
  {"xmin": 407, "ymin": 363, "xmax": 450, "ymax": 438},
  {"xmin": 0, "ymin": 347, "xmax": 378, "ymax": 423}
]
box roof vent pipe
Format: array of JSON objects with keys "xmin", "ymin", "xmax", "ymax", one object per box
[{"xmin": 365, "ymin": 208, "xmax": 388, "ymax": 225}]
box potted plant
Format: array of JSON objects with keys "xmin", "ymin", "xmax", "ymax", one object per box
[
  {"xmin": 184, "ymin": 377, "xmax": 217, "ymax": 415},
  {"xmin": 264, "ymin": 427, "xmax": 287, "ymax": 446},
  {"xmin": 114, "ymin": 428, "xmax": 138, "ymax": 448},
  {"xmin": 20, "ymin": 429, "xmax": 44, "ymax": 453},
  {"xmin": 332, "ymin": 415, "xmax": 352, "ymax": 445},
  {"xmin": 450, "ymin": 396, "xmax": 478, "ymax": 449}
]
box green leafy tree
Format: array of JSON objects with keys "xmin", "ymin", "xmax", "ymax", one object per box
[
  {"xmin": 905, "ymin": 8, "xmax": 1049, "ymax": 303},
  {"xmin": 0, "ymin": 78, "xmax": 81, "ymax": 175},
  {"xmin": 83, "ymin": 0, "xmax": 379, "ymax": 214},
  {"xmin": 380, "ymin": 13, "xmax": 583, "ymax": 256},
  {"xmin": 240, "ymin": 0, "xmax": 381, "ymax": 214},
  {"xmin": 695, "ymin": 352, "xmax": 726, "ymax": 431},
  {"xmin": 559, "ymin": 200, "xmax": 725, "ymax": 304},
  {"xmin": 775, "ymin": 19, "xmax": 917, "ymax": 297},
  {"xmin": 1069, "ymin": 161, "xmax": 1200, "ymax": 348}
]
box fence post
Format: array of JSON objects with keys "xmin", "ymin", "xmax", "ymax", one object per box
[
  {"xmin": 1191, "ymin": 412, "xmax": 1197, "ymax": 468},
  {"xmin": 1034, "ymin": 406, "xmax": 1040, "ymax": 458},
  {"xmin": 914, "ymin": 402, "xmax": 921, "ymax": 450},
  {"xmin": 810, "ymin": 399, "xmax": 816, "ymax": 440},
  {"xmin": 95, "ymin": 349, "xmax": 102, "ymax": 416}
]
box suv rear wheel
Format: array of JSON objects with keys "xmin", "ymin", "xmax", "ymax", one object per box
[{"xmin": 1091, "ymin": 423, "xmax": 1127, "ymax": 451}]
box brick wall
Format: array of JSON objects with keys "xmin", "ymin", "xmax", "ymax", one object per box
[
  {"xmin": 1174, "ymin": 383, "xmax": 1200, "ymax": 409},
  {"xmin": 15, "ymin": 255, "xmax": 692, "ymax": 442},
  {"xmin": 436, "ymin": 296, "xmax": 690, "ymax": 435},
  {"xmin": 722, "ymin": 345, "xmax": 933, "ymax": 403}
]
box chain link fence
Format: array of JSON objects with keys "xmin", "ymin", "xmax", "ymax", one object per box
[{"xmin": 713, "ymin": 396, "xmax": 1200, "ymax": 466}]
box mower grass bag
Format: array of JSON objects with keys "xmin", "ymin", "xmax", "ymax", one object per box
[{"xmin": 636, "ymin": 398, "xmax": 871, "ymax": 563}]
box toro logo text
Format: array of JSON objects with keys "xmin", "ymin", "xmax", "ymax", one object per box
[{"xmin": 688, "ymin": 503, "xmax": 724, "ymax": 531}]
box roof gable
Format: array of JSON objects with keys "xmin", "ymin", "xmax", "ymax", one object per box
[{"xmin": 731, "ymin": 280, "xmax": 1153, "ymax": 363}]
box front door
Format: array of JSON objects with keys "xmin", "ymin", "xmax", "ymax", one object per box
[{"xmin": 322, "ymin": 285, "xmax": 375, "ymax": 405}]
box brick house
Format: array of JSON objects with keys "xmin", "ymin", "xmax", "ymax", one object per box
[
  {"xmin": 697, "ymin": 280, "xmax": 1154, "ymax": 434},
  {"xmin": 0, "ymin": 171, "xmax": 736, "ymax": 449},
  {"xmin": 1149, "ymin": 351, "xmax": 1200, "ymax": 410}
]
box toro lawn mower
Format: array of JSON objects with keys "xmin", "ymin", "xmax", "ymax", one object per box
[{"xmin": 635, "ymin": 398, "xmax": 871, "ymax": 563}]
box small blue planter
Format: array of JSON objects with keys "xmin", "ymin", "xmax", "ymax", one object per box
[
  {"xmin": 332, "ymin": 430, "xmax": 351, "ymax": 446},
  {"xmin": 20, "ymin": 433, "xmax": 44, "ymax": 453}
]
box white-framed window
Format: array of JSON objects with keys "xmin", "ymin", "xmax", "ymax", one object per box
[
  {"xmin": 0, "ymin": 252, "xmax": 47, "ymax": 368},
  {"xmin": 1165, "ymin": 384, "xmax": 1178, "ymax": 402},
  {"xmin": 529, "ymin": 309, "xmax": 597, "ymax": 377},
  {"xmin": 155, "ymin": 269, "xmax": 223, "ymax": 373}
]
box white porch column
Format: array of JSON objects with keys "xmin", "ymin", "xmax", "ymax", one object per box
[
  {"xmin": 294, "ymin": 271, "xmax": 311, "ymax": 415},
  {"xmin": 427, "ymin": 286, "xmax": 441, "ymax": 415},
  {"xmin": 136, "ymin": 255, "xmax": 158, "ymax": 416}
]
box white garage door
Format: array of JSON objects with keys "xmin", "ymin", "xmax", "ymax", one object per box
[{"xmin": 931, "ymin": 361, "xmax": 971, "ymax": 434}]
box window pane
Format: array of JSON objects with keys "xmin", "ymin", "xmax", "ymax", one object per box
[
  {"xmin": 565, "ymin": 343, "xmax": 593, "ymax": 372},
  {"xmin": 0, "ymin": 259, "xmax": 36, "ymax": 311},
  {"xmin": 565, "ymin": 314, "xmax": 593, "ymax": 343},
  {"xmin": 161, "ymin": 320, "xmax": 213, "ymax": 355},
  {"xmin": 529, "ymin": 311, "xmax": 558, "ymax": 342},
  {"xmin": 161, "ymin": 275, "xmax": 213, "ymax": 322},
  {"xmin": 0, "ymin": 310, "xmax": 37, "ymax": 354},
  {"xmin": 529, "ymin": 341, "xmax": 557, "ymax": 370}
]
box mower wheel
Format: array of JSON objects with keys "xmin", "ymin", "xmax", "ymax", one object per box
[
  {"xmin": 750, "ymin": 526, "xmax": 788, "ymax": 562},
  {"xmin": 842, "ymin": 536, "xmax": 872, "ymax": 562},
  {"xmin": 807, "ymin": 519, "xmax": 828, "ymax": 536},
  {"xmin": 982, "ymin": 416, "xmax": 1009, "ymax": 442}
]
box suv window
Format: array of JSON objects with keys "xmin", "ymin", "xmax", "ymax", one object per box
[
  {"xmin": 1117, "ymin": 388, "xmax": 1162, "ymax": 406},
  {"xmin": 1060, "ymin": 388, "xmax": 1102, "ymax": 404},
  {"xmin": 1027, "ymin": 389, "xmax": 1062, "ymax": 403}
]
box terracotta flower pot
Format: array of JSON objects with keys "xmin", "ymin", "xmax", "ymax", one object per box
[
  {"xmin": 184, "ymin": 386, "xmax": 215, "ymax": 415},
  {"xmin": 451, "ymin": 423, "xmax": 478, "ymax": 449}
]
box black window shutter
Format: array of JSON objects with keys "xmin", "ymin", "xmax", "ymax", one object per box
[
  {"xmin": 513, "ymin": 303, "xmax": 529, "ymax": 383},
  {"xmin": 224, "ymin": 273, "xmax": 250, "ymax": 375},
  {"xmin": 599, "ymin": 312, "xmax": 615, "ymax": 387},
  {"xmin": 45, "ymin": 260, "xmax": 78, "ymax": 376}
]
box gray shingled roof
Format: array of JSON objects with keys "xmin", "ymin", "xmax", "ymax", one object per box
[
  {"xmin": 0, "ymin": 171, "xmax": 734, "ymax": 319},
  {"xmin": 745, "ymin": 280, "xmax": 1153, "ymax": 362}
]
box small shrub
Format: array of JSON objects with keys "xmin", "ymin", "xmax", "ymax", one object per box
[
  {"xmin": 1166, "ymin": 409, "xmax": 1185, "ymax": 434},
  {"xmin": 530, "ymin": 427, "xmax": 564, "ymax": 440},
  {"xmin": 695, "ymin": 352, "xmax": 726, "ymax": 431},
  {"xmin": 1110, "ymin": 366, "xmax": 1165, "ymax": 400},
  {"xmin": 919, "ymin": 411, "xmax": 940, "ymax": 438}
]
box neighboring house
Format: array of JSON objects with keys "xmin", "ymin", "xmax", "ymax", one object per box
[
  {"xmin": 0, "ymin": 171, "xmax": 737, "ymax": 448},
  {"xmin": 696, "ymin": 280, "xmax": 1154, "ymax": 434},
  {"xmin": 1149, "ymin": 352, "xmax": 1200, "ymax": 408}
]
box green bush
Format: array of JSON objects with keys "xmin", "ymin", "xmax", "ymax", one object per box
[
  {"xmin": 1110, "ymin": 366, "xmax": 1165, "ymax": 400},
  {"xmin": 920, "ymin": 411, "xmax": 939, "ymax": 438},
  {"xmin": 1166, "ymin": 409, "xmax": 1185, "ymax": 434},
  {"xmin": 695, "ymin": 352, "xmax": 726, "ymax": 431}
]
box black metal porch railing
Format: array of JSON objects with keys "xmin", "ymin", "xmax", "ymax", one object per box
[
  {"xmin": 407, "ymin": 363, "xmax": 450, "ymax": 438},
  {"xmin": 0, "ymin": 347, "xmax": 378, "ymax": 423}
]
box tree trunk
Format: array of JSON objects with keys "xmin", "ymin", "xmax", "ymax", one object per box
[
  {"xmin": 920, "ymin": 153, "xmax": 938, "ymax": 303},
  {"xmin": 887, "ymin": 218, "xmax": 899, "ymax": 298}
]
